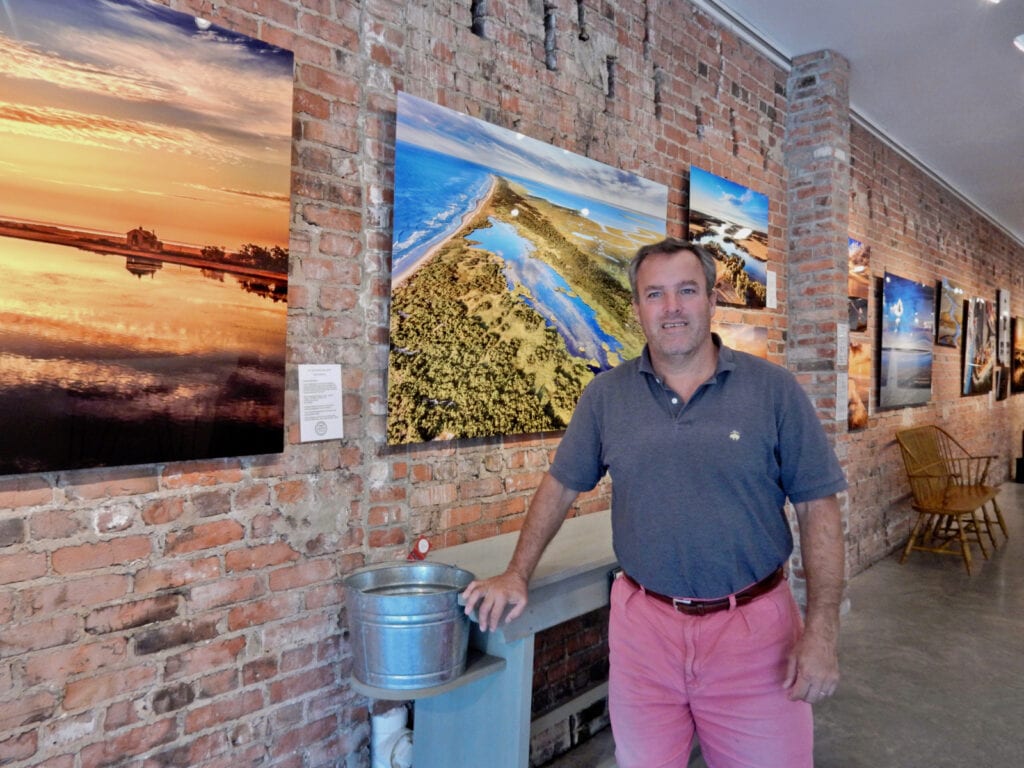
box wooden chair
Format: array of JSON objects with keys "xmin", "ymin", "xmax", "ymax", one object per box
[{"xmin": 895, "ymin": 425, "xmax": 1006, "ymax": 574}]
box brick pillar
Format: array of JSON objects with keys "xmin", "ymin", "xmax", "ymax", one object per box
[{"xmin": 783, "ymin": 50, "xmax": 851, "ymax": 608}]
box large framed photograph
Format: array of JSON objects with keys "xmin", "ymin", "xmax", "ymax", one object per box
[
  {"xmin": 879, "ymin": 272, "xmax": 934, "ymax": 409},
  {"xmin": 848, "ymin": 237, "xmax": 870, "ymax": 332},
  {"xmin": 1011, "ymin": 317, "xmax": 1024, "ymax": 395},
  {"xmin": 963, "ymin": 298, "xmax": 996, "ymax": 397},
  {"xmin": 935, "ymin": 277, "xmax": 965, "ymax": 348},
  {"xmin": 687, "ymin": 166, "xmax": 769, "ymax": 309},
  {"xmin": 713, "ymin": 321, "xmax": 767, "ymax": 359},
  {"xmin": 0, "ymin": 0, "xmax": 294, "ymax": 475},
  {"xmin": 387, "ymin": 92, "xmax": 668, "ymax": 445},
  {"xmin": 848, "ymin": 338, "xmax": 871, "ymax": 430},
  {"xmin": 997, "ymin": 289, "xmax": 1011, "ymax": 366}
]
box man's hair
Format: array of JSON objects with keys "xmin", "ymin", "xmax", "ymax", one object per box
[{"xmin": 628, "ymin": 237, "xmax": 717, "ymax": 300}]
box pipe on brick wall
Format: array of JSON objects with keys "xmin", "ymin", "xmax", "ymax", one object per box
[{"xmin": 372, "ymin": 706, "xmax": 413, "ymax": 768}]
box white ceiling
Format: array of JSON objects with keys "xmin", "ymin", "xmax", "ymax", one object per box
[{"xmin": 695, "ymin": 0, "xmax": 1024, "ymax": 246}]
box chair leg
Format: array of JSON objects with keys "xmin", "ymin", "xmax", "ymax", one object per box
[
  {"xmin": 969, "ymin": 509, "xmax": 989, "ymax": 560},
  {"xmin": 900, "ymin": 513, "xmax": 926, "ymax": 564},
  {"xmin": 981, "ymin": 502, "xmax": 999, "ymax": 550},
  {"xmin": 990, "ymin": 498, "xmax": 1009, "ymax": 540},
  {"xmin": 956, "ymin": 518, "xmax": 973, "ymax": 575}
]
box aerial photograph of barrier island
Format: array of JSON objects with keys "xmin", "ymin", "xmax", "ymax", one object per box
[{"xmin": 388, "ymin": 92, "xmax": 668, "ymax": 445}]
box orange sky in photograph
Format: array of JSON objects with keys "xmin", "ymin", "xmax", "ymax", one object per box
[{"xmin": 0, "ymin": 0, "xmax": 294, "ymax": 250}]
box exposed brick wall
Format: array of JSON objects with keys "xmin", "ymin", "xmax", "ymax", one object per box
[
  {"xmin": 842, "ymin": 122, "xmax": 1024, "ymax": 572},
  {"xmin": 781, "ymin": 50, "xmax": 851, "ymax": 604},
  {"xmin": 2, "ymin": 1, "xmax": 1024, "ymax": 767}
]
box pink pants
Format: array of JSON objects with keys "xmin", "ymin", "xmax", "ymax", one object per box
[{"xmin": 608, "ymin": 574, "xmax": 813, "ymax": 768}]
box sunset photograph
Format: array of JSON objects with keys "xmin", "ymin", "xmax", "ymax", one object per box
[{"xmin": 0, "ymin": 0, "xmax": 294, "ymax": 474}]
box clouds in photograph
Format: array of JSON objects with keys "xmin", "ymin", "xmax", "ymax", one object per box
[
  {"xmin": 397, "ymin": 92, "xmax": 666, "ymax": 218},
  {"xmin": 689, "ymin": 165, "xmax": 769, "ymax": 232},
  {"xmin": 0, "ymin": 0, "xmax": 293, "ymax": 246}
]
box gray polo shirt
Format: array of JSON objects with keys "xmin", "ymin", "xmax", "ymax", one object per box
[{"xmin": 549, "ymin": 338, "xmax": 847, "ymax": 599}]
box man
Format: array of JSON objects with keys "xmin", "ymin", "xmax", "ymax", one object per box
[{"xmin": 462, "ymin": 237, "xmax": 847, "ymax": 767}]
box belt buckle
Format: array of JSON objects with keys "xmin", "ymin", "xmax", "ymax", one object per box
[{"xmin": 672, "ymin": 598, "xmax": 706, "ymax": 616}]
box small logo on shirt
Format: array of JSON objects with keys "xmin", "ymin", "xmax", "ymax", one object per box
[{"xmin": 729, "ymin": 430, "xmax": 741, "ymax": 441}]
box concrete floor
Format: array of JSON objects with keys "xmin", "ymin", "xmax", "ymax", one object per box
[{"xmin": 548, "ymin": 482, "xmax": 1024, "ymax": 767}]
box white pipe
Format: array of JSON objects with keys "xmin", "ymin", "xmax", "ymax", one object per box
[{"xmin": 371, "ymin": 707, "xmax": 413, "ymax": 768}]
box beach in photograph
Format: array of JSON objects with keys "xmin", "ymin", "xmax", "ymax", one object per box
[
  {"xmin": 387, "ymin": 93, "xmax": 667, "ymax": 445},
  {"xmin": 388, "ymin": 175, "xmax": 654, "ymax": 445}
]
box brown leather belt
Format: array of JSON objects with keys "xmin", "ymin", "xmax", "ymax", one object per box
[{"xmin": 621, "ymin": 566, "xmax": 785, "ymax": 616}]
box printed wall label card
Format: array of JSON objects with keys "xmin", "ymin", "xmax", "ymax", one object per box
[{"xmin": 299, "ymin": 365, "xmax": 343, "ymax": 442}]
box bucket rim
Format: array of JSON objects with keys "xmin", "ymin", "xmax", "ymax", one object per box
[{"xmin": 343, "ymin": 560, "xmax": 475, "ymax": 593}]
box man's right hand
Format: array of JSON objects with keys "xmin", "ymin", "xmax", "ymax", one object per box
[{"xmin": 461, "ymin": 570, "xmax": 529, "ymax": 632}]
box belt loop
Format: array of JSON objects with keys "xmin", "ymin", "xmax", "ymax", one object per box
[{"xmin": 728, "ymin": 593, "xmax": 737, "ymax": 611}]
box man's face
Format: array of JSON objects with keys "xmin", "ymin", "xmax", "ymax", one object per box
[{"xmin": 632, "ymin": 249, "xmax": 716, "ymax": 363}]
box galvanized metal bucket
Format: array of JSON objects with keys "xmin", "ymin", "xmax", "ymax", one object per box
[{"xmin": 344, "ymin": 561, "xmax": 475, "ymax": 690}]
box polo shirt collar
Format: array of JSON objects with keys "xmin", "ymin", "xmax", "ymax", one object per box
[{"xmin": 638, "ymin": 333, "xmax": 738, "ymax": 382}]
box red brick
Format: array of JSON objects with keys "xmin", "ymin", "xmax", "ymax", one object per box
[
  {"xmin": 93, "ymin": 504, "xmax": 135, "ymax": 533},
  {"xmin": 160, "ymin": 460, "xmax": 244, "ymax": 489},
  {"xmin": 51, "ymin": 537, "xmax": 151, "ymax": 575},
  {"xmin": 134, "ymin": 620, "xmax": 218, "ymax": 656},
  {"xmin": 306, "ymin": 581, "xmax": 344, "ymax": 610},
  {"xmin": 197, "ymin": 669, "xmax": 239, "ymax": 699},
  {"xmin": 459, "ymin": 476, "xmax": 504, "ymax": 499},
  {"xmin": 243, "ymin": 655, "xmax": 278, "ymax": 686},
  {"xmin": 165, "ymin": 520, "xmax": 244, "ymax": 555},
  {"xmin": 263, "ymin": 615, "xmax": 335, "ymax": 651},
  {"xmin": 0, "ymin": 551, "xmax": 47, "ymax": 585},
  {"xmin": 26, "ymin": 574, "xmax": 130, "ymax": 614},
  {"xmin": 64, "ymin": 666, "xmax": 158, "ymax": 711},
  {"xmin": 273, "ymin": 478, "xmax": 311, "ymax": 504},
  {"xmin": 133, "ymin": 557, "xmax": 221, "ymax": 594},
  {"xmin": 190, "ymin": 488, "xmax": 233, "ymax": 518},
  {"xmin": 0, "ymin": 728, "xmax": 37, "ymax": 764},
  {"xmin": 80, "ymin": 718, "xmax": 175, "ymax": 766},
  {"xmin": 280, "ymin": 644, "xmax": 315, "ymax": 674},
  {"xmin": 503, "ymin": 471, "xmax": 545, "ymax": 493},
  {"xmin": 268, "ymin": 558, "xmax": 333, "ymax": 591},
  {"xmin": 269, "ymin": 714, "xmax": 336, "ymax": 759},
  {"xmin": 442, "ymin": 503, "xmax": 482, "ymax": 528},
  {"xmin": 28, "ymin": 508, "xmax": 85, "ymax": 540},
  {"xmin": 0, "ymin": 517, "xmax": 25, "ymax": 546},
  {"xmin": 141, "ymin": 497, "xmax": 186, "ymax": 525},
  {"xmin": 188, "ymin": 574, "xmax": 264, "ymax": 611},
  {"xmin": 268, "ymin": 666, "xmax": 335, "ymax": 705},
  {"xmin": 228, "ymin": 594, "xmax": 299, "ymax": 630},
  {"xmin": 24, "ymin": 638, "xmax": 127, "ymax": 686},
  {"xmin": 0, "ymin": 590, "xmax": 13, "ymax": 624},
  {"xmin": 85, "ymin": 594, "xmax": 180, "ymax": 634},
  {"xmin": 164, "ymin": 636, "xmax": 246, "ymax": 681},
  {"xmin": 0, "ymin": 474, "xmax": 53, "ymax": 508},
  {"xmin": 409, "ymin": 483, "xmax": 457, "ymax": 508},
  {"xmin": 224, "ymin": 542, "xmax": 300, "ymax": 572},
  {"xmin": 61, "ymin": 469, "xmax": 159, "ymax": 500},
  {"xmin": 234, "ymin": 483, "xmax": 272, "ymax": 512},
  {"xmin": 367, "ymin": 527, "xmax": 405, "ymax": 548},
  {"xmin": 184, "ymin": 689, "xmax": 263, "ymax": 734},
  {"xmin": 1, "ymin": 614, "xmax": 79, "ymax": 657},
  {"xmin": 151, "ymin": 682, "xmax": 196, "ymax": 715},
  {"xmin": 0, "ymin": 690, "xmax": 57, "ymax": 731}
]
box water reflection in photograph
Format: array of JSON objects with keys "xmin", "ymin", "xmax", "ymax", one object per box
[{"xmin": 0, "ymin": 237, "xmax": 286, "ymax": 475}]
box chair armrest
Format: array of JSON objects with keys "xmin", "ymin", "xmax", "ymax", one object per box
[{"xmin": 946, "ymin": 455, "xmax": 995, "ymax": 486}]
